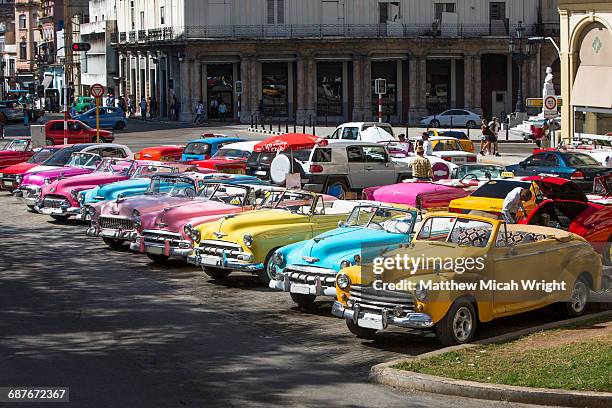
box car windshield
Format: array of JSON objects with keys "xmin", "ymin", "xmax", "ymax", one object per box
[
  {"xmin": 561, "ymin": 153, "xmax": 601, "ymax": 167},
  {"xmin": 132, "ymin": 164, "xmax": 176, "ymax": 178},
  {"xmin": 345, "ymin": 206, "xmax": 416, "ymax": 235},
  {"xmin": 280, "ymin": 149, "xmax": 312, "ymax": 162},
  {"xmin": 184, "ymin": 142, "xmax": 211, "ymax": 155},
  {"xmin": 66, "ymin": 152, "xmax": 102, "ymax": 168},
  {"xmin": 247, "ymin": 151, "xmax": 276, "ymax": 167},
  {"xmin": 28, "ymin": 148, "xmax": 57, "ymax": 163},
  {"xmin": 74, "ymin": 120, "xmax": 92, "ymax": 130},
  {"xmin": 433, "ymin": 139, "xmax": 463, "ymax": 152},
  {"xmin": 199, "ymin": 183, "xmax": 250, "ymax": 205},
  {"xmin": 212, "ymin": 148, "xmax": 249, "ymax": 160},
  {"xmin": 456, "ymin": 165, "xmax": 504, "ymax": 179},
  {"xmin": 2, "ymin": 139, "xmax": 29, "ymax": 151},
  {"xmin": 470, "ymin": 180, "xmax": 531, "ymax": 199},
  {"xmin": 42, "ymin": 146, "xmax": 84, "ymax": 166},
  {"xmin": 417, "ymin": 216, "xmax": 493, "ymax": 248},
  {"xmin": 260, "ymin": 190, "xmax": 315, "ymax": 214},
  {"xmin": 146, "ymin": 176, "xmax": 197, "ymax": 197},
  {"xmin": 95, "ymin": 159, "xmax": 136, "ymax": 175}
]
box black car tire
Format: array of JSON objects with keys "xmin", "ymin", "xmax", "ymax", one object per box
[
  {"xmin": 103, "ymin": 237, "xmax": 125, "ymax": 249},
  {"xmin": 92, "ymin": 136, "xmax": 107, "ymax": 143},
  {"xmin": 50, "ymin": 214, "xmax": 70, "ymax": 222},
  {"xmin": 290, "ymin": 293, "xmax": 317, "ymax": 309},
  {"xmin": 146, "ymin": 253, "xmax": 170, "ymax": 263},
  {"xmin": 558, "ymin": 275, "xmax": 590, "ymax": 318},
  {"xmin": 429, "ymin": 119, "xmax": 440, "ymax": 128},
  {"xmin": 203, "ymin": 267, "xmax": 231, "ymax": 281},
  {"xmin": 435, "ymin": 298, "xmax": 477, "ymax": 346},
  {"xmin": 115, "ymin": 121, "xmax": 126, "ymax": 130},
  {"xmin": 346, "ymin": 319, "xmax": 377, "ymax": 339},
  {"xmin": 466, "ymin": 120, "xmax": 477, "ymax": 129}
]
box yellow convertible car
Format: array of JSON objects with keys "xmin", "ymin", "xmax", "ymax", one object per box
[
  {"xmin": 187, "ymin": 189, "xmax": 366, "ymax": 283},
  {"xmin": 332, "ymin": 213, "xmax": 602, "ymax": 346}
]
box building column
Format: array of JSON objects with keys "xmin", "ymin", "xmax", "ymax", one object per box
[
  {"xmin": 528, "ymin": 56, "xmax": 539, "ymax": 99},
  {"xmin": 463, "ymin": 55, "xmax": 474, "ymax": 111},
  {"xmin": 408, "ymin": 55, "xmax": 427, "ymax": 123},
  {"xmin": 363, "ymin": 56, "xmax": 371, "ymax": 121},
  {"xmin": 296, "ymin": 56, "xmax": 307, "ymax": 122},
  {"xmin": 287, "ymin": 61, "xmax": 295, "ymax": 119},
  {"xmin": 450, "ymin": 59, "xmax": 457, "ymax": 109},
  {"xmin": 342, "ymin": 61, "xmax": 349, "ymax": 121},
  {"xmin": 351, "ymin": 54, "xmax": 363, "ymax": 120},
  {"xmin": 239, "ymin": 56, "xmax": 251, "ymax": 123},
  {"xmin": 179, "ymin": 58, "xmax": 191, "ymax": 120},
  {"xmin": 192, "ymin": 60, "xmax": 202, "ymax": 110},
  {"xmin": 396, "ymin": 59, "xmax": 403, "ymax": 123},
  {"xmin": 306, "ymin": 57, "xmax": 317, "ymax": 120},
  {"xmin": 472, "ymin": 55, "xmax": 482, "ymax": 115}
]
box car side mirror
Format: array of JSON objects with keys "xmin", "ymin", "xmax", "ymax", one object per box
[{"xmin": 338, "ymin": 221, "xmax": 345, "ymax": 228}]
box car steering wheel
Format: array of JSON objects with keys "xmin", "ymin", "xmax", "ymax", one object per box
[{"xmin": 460, "ymin": 174, "xmax": 478, "ymax": 184}]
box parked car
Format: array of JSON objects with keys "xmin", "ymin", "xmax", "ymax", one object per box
[
  {"xmin": 16, "ymin": 144, "xmax": 133, "ymax": 207},
  {"xmin": 72, "ymin": 96, "xmax": 95, "ymax": 114},
  {"xmin": 450, "ymin": 163, "xmax": 507, "ymax": 185},
  {"xmin": 131, "ymin": 182, "xmax": 273, "ymax": 262},
  {"xmin": 35, "ymin": 159, "xmax": 139, "ymax": 220},
  {"xmin": 134, "ymin": 145, "xmax": 184, "ymax": 162},
  {"xmin": 518, "ymin": 175, "xmax": 612, "ymax": 265},
  {"xmin": 0, "ymin": 146, "xmax": 63, "ymax": 191},
  {"xmin": 332, "ymin": 213, "xmax": 602, "ymax": 345},
  {"xmin": 327, "ymin": 122, "xmax": 398, "ymax": 143},
  {"xmin": 269, "ymin": 141, "xmax": 413, "ymax": 198},
  {"xmin": 268, "ymin": 203, "xmax": 418, "ymax": 308},
  {"xmin": 428, "ymin": 136, "xmax": 478, "ymax": 165},
  {"xmin": 419, "ymin": 109, "xmax": 482, "ymax": 128},
  {"xmin": 587, "ymin": 175, "xmax": 611, "ymax": 205},
  {"xmin": 506, "ymin": 150, "xmax": 611, "ymax": 192},
  {"xmin": 428, "ymin": 129, "xmax": 475, "ymax": 153},
  {"xmin": 187, "ymin": 190, "xmax": 361, "ymax": 283},
  {"xmin": 86, "ymin": 173, "xmax": 264, "ymax": 248},
  {"xmin": 362, "ymin": 181, "xmax": 471, "ymax": 212},
  {"xmin": 0, "ymin": 138, "xmax": 35, "ymax": 170},
  {"xmin": 74, "ymin": 107, "xmax": 128, "ymax": 130},
  {"xmin": 77, "ymin": 163, "xmax": 187, "ymax": 209},
  {"xmin": 0, "ymin": 100, "xmax": 25, "ymax": 122},
  {"xmin": 189, "ymin": 141, "xmax": 257, "ymax": 174},
  {"xmin": 44, "ymin": 120, "xmax": 114, "ymax": 145},
  {"xmin": 182, "ymin": 136, "xmax": 241, "ymax": 162}
]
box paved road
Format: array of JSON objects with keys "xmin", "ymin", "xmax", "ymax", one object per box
[{"xmin": 0, "ymin": 192, "xmax": 580, "ymax": 408}]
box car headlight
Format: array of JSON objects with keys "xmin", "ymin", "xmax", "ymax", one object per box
[
  {"xmin": 415, "ymin": 282, "xmax": 428, "ymax": 301},
  {"xmin": 44, "ymin": 178, "xmax": 51, "ymax": 185},
  {"xmin": 183, "ymin": 223, "xmax": 200, "ymax": 243},
  {"xmin": 77, "ymin": 192, "xmax": 86, "ymax": 204},
  {"xmin": 132, "ymin": 209, "xmax": 141, "ymax": 228},
  {"xmin": 353, "ymin": 255, "xmax": 361, "ymax": 265},
  {"xmin": 340, "ymin": 260, "xmax": 351, "ymax": 269},
  {"xmin": 336, "ymin": 273, "xmax": 351, "ymax": 290},
  {"xmin": 86, "ymin": 206, "xmax": 96, "ymax": 216},
  {"xmin": 272, "ymin": 251, "xmax": 284, "ymax": 265},
  {"xmin": 15, "ymin": 175, "xmax": 23, "ymax": 184},
  {"xmin": 0, "ymin": 173, "xmax": 3, "ymax": 178},
  {"xmin": 243, "ymin": 233, "xmax": 253, "ymax": 247}
]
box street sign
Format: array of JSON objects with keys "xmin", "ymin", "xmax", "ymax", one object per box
[
  {"xmin": 543, "ymin": 95, "xmax": 558, "ymax": 119},
  {"xmin": 235, "ymin": 80, "xmax": 243, "ymax": 95},
  {"xmin": 526, "ymin": 97, "xmax": 563, "ymax": 108},
  {"xmin": 90, "ymin": 83, "xmax": 105, "ymax": 98},
  {"xmin": 375, "ymin": 78, "xmax": 387, "ymax": 95}
]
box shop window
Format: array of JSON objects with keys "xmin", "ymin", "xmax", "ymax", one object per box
[
  {"xmin": 262, "ymin": 62, "xmax": 288, "ymax": 117},
  {"xmin": 434, "ymin": 3, "xmax": 455, "ymax": 21},
  {"xmin": 207, "ymin": 64, "xmax": 234, "ymax": 120},
  {"xmin": 489, "ymin": 2, "xmax": 506, "ymax": 20},
  {"xmin": 317, "ymin": 62, "xmax": 343, "ymax": 116},
  {"xmin": 267, "ymin": 0, "xmax": 285, "ymax": 24}
]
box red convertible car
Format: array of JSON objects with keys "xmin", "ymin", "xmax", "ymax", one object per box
[
  {"xmin": 189, "ymin": 141, "xmax": 255, "ymax": 174},
  {"xmin": 0, "ymin": 138, "xmax": 35, "ymax": 170},
  {"xmin": 0, "ymin": 145, "xmax": 65, "ymax": 191},
  {"xmin": 519, "ymin": 175, "xmax": 612, "ymax": 265}
]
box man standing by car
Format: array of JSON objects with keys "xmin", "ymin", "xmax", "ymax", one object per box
[
  {"xmin": 408, "ymin": 146, "xmax": 433, "ymax": 181},
  {"xmin": 488, "ymin": 117, "xmax": 501, "ymax": 157},
  {"xmin": 421, "ymin": 132, "xmax": 433, "ymax": 156},
  {"xmin": 502, "ymin": 187, "xmax": 532, "ymax": 224}
]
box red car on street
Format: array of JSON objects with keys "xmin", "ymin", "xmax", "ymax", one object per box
[
  {"xmin": 519, "ymin": 175, "xmax": 612, "ymax": 265},
  {"xmin": 189, "ymin": 141, "xmax": 255, "ymax": 174},
  {"xmin": 44, "ymin": 120, "xmax": 114, "ymax": 145},
  {"xmin": 0, "ymin": 139, "xmax": 35, "ymax": 170},
  {"xmin": 0, "ymin": 145, "xmax": 65, "ymax": 190}
]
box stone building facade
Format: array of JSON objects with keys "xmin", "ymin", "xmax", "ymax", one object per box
[{"xmin": 113, "ymin": 0, "xmax": 561, "ymax": 124}]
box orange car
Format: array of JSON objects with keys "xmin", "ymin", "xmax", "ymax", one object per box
[{"xmin": 134, "ymin": 145, "xmax": 184, "ymax": 162}]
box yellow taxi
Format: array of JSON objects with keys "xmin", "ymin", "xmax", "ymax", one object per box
[{"xmin": 428, "ymin": 129, "xmax": 475, "ymax": 153}]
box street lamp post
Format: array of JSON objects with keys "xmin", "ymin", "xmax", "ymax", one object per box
[{"xmin": 509, "ymin": 21, "xmax": 529, "ymax": 113}]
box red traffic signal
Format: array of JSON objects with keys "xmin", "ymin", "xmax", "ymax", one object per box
[{"xmin": 72, "ymin": 42, "xmax": 91, "ymax": 52}]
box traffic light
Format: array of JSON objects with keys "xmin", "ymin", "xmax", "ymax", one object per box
[{"xmin": 72, "ymin": 43, "xmax": 91, "ymax": 52}]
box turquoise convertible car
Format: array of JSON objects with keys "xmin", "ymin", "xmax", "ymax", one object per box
[{"xmin": 268, "ymin": 203, "xmax": 418, "ymax": 308}]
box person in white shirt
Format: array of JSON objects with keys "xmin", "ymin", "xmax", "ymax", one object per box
[
  {"xmin": 488, "ymin": 117, "xmax": 501, "ymax": 157},
  {"xmin": 502, "ymin": 187, "xmax": 532, "ymax": 223},
  {"xmin": 421, "ymin": 132, "xmax": 433, "ymax": 156}
]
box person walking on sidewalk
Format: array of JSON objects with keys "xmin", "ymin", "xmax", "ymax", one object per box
[
  {"xmin": 194, "ymin": 100, "xmax": 205, "ymax": 124},
  {"xmin": 218, "ymin": 101, "xmax": 227, "ymax": 122},
  {"xmin": 210, "ymin": 98, "xmax": 219, "ymax": 120},
  {"xmin": 139, "ymin": 97, "xmax": 147, "ymax": 121},
  {"xmin": 127, "ymin": 96, "xmax": 134, "ymax": 118},
  {"xmin": 479, "ymin": 119, "xmax": 490, "ymax": 155},
  {"xmin": 149, "ymin": 97, "xmax": 157, "ymax": 120},
  {"xmin": 488, "ymin": 117, "xmax": 501, "ymax": 157}
]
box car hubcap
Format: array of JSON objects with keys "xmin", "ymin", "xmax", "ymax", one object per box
[
  {"xmin": 267, "ymin": 260, "xmax": 277, "ymax": 281},
  {"xmin": 453, "ymin": 306, "xmax": 473, "ymax": 342},
  {"xmin": 571, "ymin": 281, "xmax": 588, "ymax": 313}
]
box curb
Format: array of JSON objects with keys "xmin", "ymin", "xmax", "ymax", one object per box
[{"xmin": 370, "ymin": 310, "xmax": 612, "ymax": 407}]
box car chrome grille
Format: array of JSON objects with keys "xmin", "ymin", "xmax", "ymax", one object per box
[
  {"xmin": 99, "ymin": 216, "xmax": 134, "ymax": 230},
  {"xmin": 285, "ymin": 265, "xmax": 336, "ymax": 286},
  {"xmin": 198, "ymin": 240, "xmax": 251, "ymax": 261},
  {"xmin": 143, "ymin": 230, "xmax": 190, "ymax": 249},
  {"xmin": 350, "ymin": 284, "xmax": 415, "ymax": 313},
  {"xmin": 43, "ymin": 195, "xmax": 69, "ymax": 208}
]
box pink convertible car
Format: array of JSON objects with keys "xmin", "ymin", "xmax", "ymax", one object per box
[
  {"xmin": 35, "ymin": 158, "xmax": 139, "ymax": 220},
  {"xmin": 362, "ymin": 181, "xmax": 470, "ymax": 211},
  {"xmin": 131, "ymin": 182, "xmax": 272, "ymax": 263}
]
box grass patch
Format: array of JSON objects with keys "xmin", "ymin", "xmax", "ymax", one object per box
[{"xmin": 394, "ymin": 321, "xmax": 612, "ymax": 392}]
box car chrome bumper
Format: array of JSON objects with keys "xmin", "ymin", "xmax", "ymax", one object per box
[
  {"xmin": 269, "ymin": 273, "xmax": 336, "ymax": 296},
  {"xmin": 129, "ymin": 240, "xmax": 193, "ymax": 258},
  {"xmin": 331, "ymin": 301, "xmax": 433, "ymax": 329},
  {"xmin": 186, "ymin": 250, "xmax": 262, "ymax": 271},
  {"xmin": 38, "ymin": 206, "xmax": 81, "ymax": 216},
  {"xmin": 86, "ymin": 227, "xmax": 139, "ymax": 241}
]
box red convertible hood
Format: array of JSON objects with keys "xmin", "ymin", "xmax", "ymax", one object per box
[
  {"xmin": 2, "ymin": 162, "xmax": 38, "ymax": 175},
  {"xmin": 522, "ymin": 176, "xmax": 587, "ymax": 202},
  {"xmin": 193, "ymin": 158, "xmax": 246, "ymax": 170}
]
